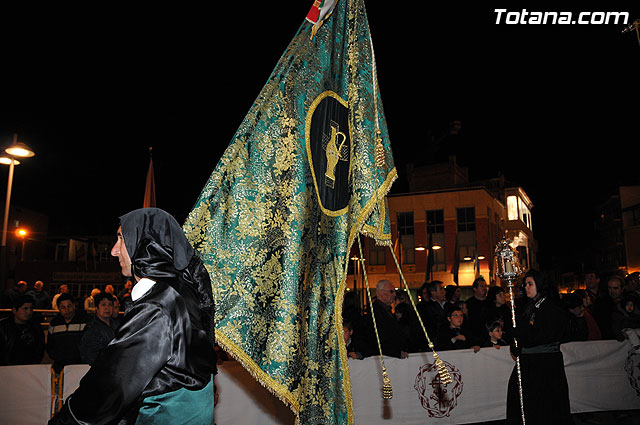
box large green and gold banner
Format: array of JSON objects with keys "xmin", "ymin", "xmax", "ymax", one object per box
[{"xmin": 184, "ymin": 1, "xmax": 395, "ymax": 423}]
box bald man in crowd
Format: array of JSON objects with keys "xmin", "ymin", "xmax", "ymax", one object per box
[{"xmin": 364, "ymin": 279, "xmax": 409, "ymax": 359}]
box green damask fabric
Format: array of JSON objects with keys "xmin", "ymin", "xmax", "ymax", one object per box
[{"xmin": 183, "ymin": 1, "xmax": 395, "ymax": 423}]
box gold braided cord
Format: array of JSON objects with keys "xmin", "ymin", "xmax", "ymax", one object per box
[
  {"xmin": 369, "ymin": 30, "xmax": 385, "ymax": 169},
  {"xmin": 58, "ymin": 369, "xmax": 64, "ymax": 413},
  {"xmin": 369, "ymin": 32, "xmax": 380, "ymax": 127},
  {"xmin": 50, "ymin": 367, "xmax": 56, "ymax": 418},
  {"xmin": 356, "ymin": 235, "xmax": 392, "ymax": 399},
  {"xmin": 388, "ymin": 245, "xmax": 453, "ymax": 385}
]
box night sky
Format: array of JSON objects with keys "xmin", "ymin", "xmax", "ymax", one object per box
[{"xmin": 0, "ymin": 3, "xmax": 638, "ymax": 272}]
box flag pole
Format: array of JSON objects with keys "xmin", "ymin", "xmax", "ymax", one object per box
[{"xmin": 143, "ymin": 146, "xmax": 156, "ymax": 208}]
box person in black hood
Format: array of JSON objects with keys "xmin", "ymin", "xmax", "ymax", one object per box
[
  {"xmin": 506, "ymin": 270, "xmax": 571, "ymax": 425},
  {"xmin": 50, "ymin": 208, "xmax": 217, "ymax": 425}
]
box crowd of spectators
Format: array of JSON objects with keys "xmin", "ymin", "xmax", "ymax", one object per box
[
  {"xmin": 1, "ymin": 270, "xmax": 640, "ymax": 368},
  {"xmin": 0, "ymin": 279, "xmax": 134, "ymax": 368},
  {"xmin": 344, "ymin": 271, "xmax": 640, "ymax": 360}
]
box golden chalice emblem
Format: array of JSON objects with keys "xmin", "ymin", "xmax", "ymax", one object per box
[{"xmin": 323, "ymin": 120, "xmax": 349, "ymax": 189}]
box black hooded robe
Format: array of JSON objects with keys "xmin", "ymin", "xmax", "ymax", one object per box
[
  {"xmin": 506, "ymin": 296, "xmax": 572, "ymax": 425},
  {"xmin": 50, "ymin": 208, "xmax": 217, "ymax": 425}
]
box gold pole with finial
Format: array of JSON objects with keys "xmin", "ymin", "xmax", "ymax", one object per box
[{"xmin": 495, "ymin": 238, "xmax": 526, "ymax": 424}]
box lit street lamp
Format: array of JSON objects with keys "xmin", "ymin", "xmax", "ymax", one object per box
[
  {"xmin": 415, "ymin": 242, "xmax": 443, "ymax": 282},
  {"xmin": 0, "ymin": 134, "xmax": 35, "ymax": 289},
  {"xmin": 15, "ymin": 228, "xmax": 28, "ymax": 261}
]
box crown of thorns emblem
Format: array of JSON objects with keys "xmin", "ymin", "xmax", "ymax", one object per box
[
  {"xmin": 625, "ymin": 350, "xmax": 640, "ymax": 397},
  {"xmin": 414, "ymin": 359, "xmax": 463, "ymax": 418}
]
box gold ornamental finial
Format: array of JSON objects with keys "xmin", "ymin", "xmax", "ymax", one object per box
[
  {"xmin": 433, "ymin": 353, "xmax": 453, "ymax": 385},
  {"xmin": 381, "ymin": 367, "xmax": 393, "ymax": 399},
  {"xmin": 374, "ymin": 128, "xmax": 385, "ymax": 168}
]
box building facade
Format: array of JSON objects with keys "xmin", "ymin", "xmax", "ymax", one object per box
[
  {"xmin": 595, "ymin": 185, "xmax": 640, "ymax": 274},
  {"xmin": 348, "ymin": 157, "xmax": 536, "ymax": 292}
]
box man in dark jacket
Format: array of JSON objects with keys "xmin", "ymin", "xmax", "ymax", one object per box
[
  {"xmin": 0, "ymin": 294, "xmax": 45, "ymax": 365},
  {"xmin": 465, "ymin": 276, "xmax": 490, "ymax": 345},
  {"xmin": 47, "ymin": 293, "xmax": 87, "ymax": 372},
  {"xmin": 593, "ymin": 274, "xmax": 625, "ymax": 339},
  {"xmin": 79, "ymin": 293, "xmax": 117, "ymax": 365},
  {"xmin": 27, "ymin": 280, "xmax": 51, "ymax": 310},
  {"xmin": 416, "ymin": 280, "xmax": 446, "ymax": 348},
  {"xmin": 365, "ymin": 279, "xmax": 409, "ymax": 359}
]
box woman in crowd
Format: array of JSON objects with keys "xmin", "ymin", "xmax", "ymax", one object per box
[
  {"xmin": 444, "ymin": 284, "xmax": 460, "ymax": 305},
  {"xmin": 571, "ymin": 289, "xmax": 602, "ymax": 340},
  {"xmin": 507, "ymin": 270, "xmax": 571, "ymax": 425}
]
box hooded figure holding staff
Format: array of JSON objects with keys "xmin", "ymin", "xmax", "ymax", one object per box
[
  {"xmin": 506, "ymin": 269, "xmax": 571, "ymax": 425},
  {"xmin": 50, "ymin": 208, "xmax": 218, "ymax": 425}
]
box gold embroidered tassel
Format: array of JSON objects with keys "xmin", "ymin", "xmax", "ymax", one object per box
[
  {"xmin": 374, "ymin": 129, "xmax": 385, "ymax": 168},
  {"xmin": 433, "ymin": 352, "xmax": 453, "ymax": 385},
  {"xmin": 381, "ymin": 366, "xmax": 393, "ymax": 399}
]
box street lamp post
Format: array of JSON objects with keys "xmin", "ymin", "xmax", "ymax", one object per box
[
  {"xmin": 16, "ymin": 228, "xmax": 28, "ymax": 261},
  {"xmin": 0, "ymin": 134, "xmax": 35, "ymax": 291},
  {"xmin": 1, "ymin": 155, "xmax": 17, "ymax": 248}
]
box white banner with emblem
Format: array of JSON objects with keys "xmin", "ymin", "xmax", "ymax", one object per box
[
  {"xmin": 1, "ymin": 340, "xmax": 638, "ymax": 424},
  {"xmin": 214, "ymin": 339, "xmax": 640, "ymax": 424}
]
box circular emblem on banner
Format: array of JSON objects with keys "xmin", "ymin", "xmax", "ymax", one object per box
[
  {"xmin": 305, "ymin": 91, "xmax": 352, "ymax": 216},
  {"xmin": 625, "ymin": 349, "xmax": 640, "ymax": 397},
  {"xmin": 414, "ymin": 359, "xmax": 464, "ymax": 418}
]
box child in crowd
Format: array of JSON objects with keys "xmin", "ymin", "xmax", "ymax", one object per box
[
  {"xmin": 343, "ymin": 321, "xmax": 364, "ymax": 359},
  {"xmin": 483, "ymin": 320, "xmax": 508, "ymax": 349},
  {"xmin": 437, "ymin": 304, "xmax": 480, "ymax": 352},
  {"xmin": 612, "ymin": 292, "xmax": 640, "ymax": 349}
]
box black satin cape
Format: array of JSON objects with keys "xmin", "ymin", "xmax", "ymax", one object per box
[
  {"xmin": 51, "ymin": 208, "xmax": 217, "ymax": 425},
  {"xmin": 506, "ymin": 297, "xmax": 571, "ymax": 425}
]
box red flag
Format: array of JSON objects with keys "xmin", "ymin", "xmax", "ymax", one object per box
[
  {"xmin": 305, "ymin": 0, "xmax": 337, "ymax": 25},
  {"xmin": 143, "ymin": 147, "xmax": 156, "ymax": 208}
]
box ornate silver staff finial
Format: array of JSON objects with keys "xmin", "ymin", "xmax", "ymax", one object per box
[
  {"xmin": 495, "ymin": 238, "xmax": 522, "ymax": 283},
  {"xmin": 495, "ymin": 237, "xmax": 526, "ymax": 425}
]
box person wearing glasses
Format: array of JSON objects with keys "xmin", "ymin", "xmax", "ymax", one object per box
[
  {"xmin": 364, "ymin": 279, "xmax": 409, "ymax": 359},
  {"xmin": 437, "ymin": 303, "xmax": 480, "ymax": 352}
]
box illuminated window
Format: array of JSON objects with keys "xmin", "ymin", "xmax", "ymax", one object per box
[
  {"xmin": 507, "ymin": 196, "xmax": 518, "ymax": 221},
  {"xmin": 519, "ymin": 201, "xmax": 531, "ymax": 229}
]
